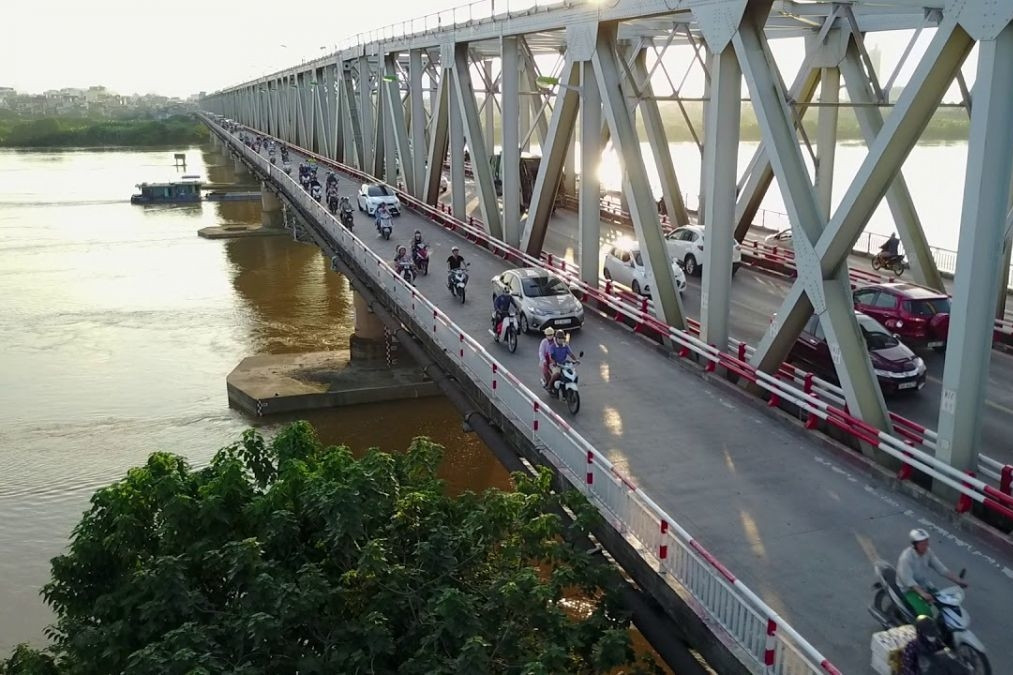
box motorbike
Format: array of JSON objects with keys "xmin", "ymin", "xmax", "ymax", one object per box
[
  {"xmin": 542, "ymin": 352, "xmax": 583, "ymax": 415},
  {"xmin": 283, "ymin": 163, "xmax": 292, "ymax": 175},
  {"xmin": 397, "ymin": 260, "xmax": 416, "ymax": 285},
  {"xmin": 376, "ymin": 214, "xmax": 393, "ymax": 240},
  {"xmin": 449, "ymin": 264, "xmax": 470, "ymax": 303},
  {"xmin": 873, "ymin": 251, "xmax": 906, "ymax": 277},
  {"xmin": 340, "ymin": 204, "xmax": 354, "ymax": 229},
  {"xmin": 327, "ymin": 195, "xmax": 339, "ymax": 214},
  {"xmin": 269, "ymin": 155, "xmax": 276, "ymax": 165},
  {"xmin": 869, "ymin": 561, "xmax": 989, "ymax": 674},
  {"xmin": 412, "ymin": 244, "xmax": 430, "ymax": 275},
  {"xmin": 489, "ymin": 310, "xmax": 519, "ymax": 353},
  {"xmin": 310, "ymin": 184, "xmax": 322, "ymax": 202}
]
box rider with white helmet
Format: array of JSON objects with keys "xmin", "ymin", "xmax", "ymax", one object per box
[{"xmin": 897, "ymin": 528, "xmax": 968, "ymax": 617}]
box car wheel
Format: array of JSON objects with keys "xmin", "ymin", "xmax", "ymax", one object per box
[
  {"xmin": 519, "ymin": 313, "xmax": 530, "ymax": 335},
  {"xmin": 684, "ymin": 255, "xmax": 699, "ymax": 277},
  {"xmin": 631, "ymin": 280, "xmax": 642, "ymax": 295},
  {"xmin": 603, "ymin": 267, "xmax": 612, "ymax": 281}
]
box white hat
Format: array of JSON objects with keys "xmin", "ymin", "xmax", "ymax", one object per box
[
  {"xmin": 543, "ymin": 327, "xmax": 555, "ymax": 337},
  {"xmin": 909, "ymin": 528, "xmax": 930, "ymax": 543}
]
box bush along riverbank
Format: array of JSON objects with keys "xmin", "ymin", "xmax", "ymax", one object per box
[{"xmin": 0, "ymin": 114, "xmax": 207, "ymax": 148}]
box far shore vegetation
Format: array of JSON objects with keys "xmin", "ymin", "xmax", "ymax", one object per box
[{"xmin": 0, "ymin": 112, "xmax": 207, "ymax": 148}]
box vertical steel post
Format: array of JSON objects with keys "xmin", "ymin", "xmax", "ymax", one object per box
[
  {"xmin": 815, "ymin": 66, "xmax": 839, "ymax": 220},
  {"xmin": 423, "ymin": 66, "xmax": 450, "ymax": 205},
  {"xmin": 410, "ymin": 49, "xmax": 427, "ymax": 198},
  {"xmin": 936, "ymin": 22, "xmax": 1013, "ymax": 471},
  {"xmin": 700, "ymin": 44, "xmax": 741, "ymax": 353},
  {"xmin": 484, "ymin": 60, "xmax": 495, "ymax": 157},
  {"xmin": 449, "ymin": 70, "xmax": 467, "ymax": 220},
  {"xmin": 501, "ymin": 36, "xmax": 522, "ymax": 246},
  {"xmin": 579, "ymin": 60, "xmax": 602, "ymax": 287},
  {"xmin": 358, "ymin": 56, "xmax": 375, "ymax": 172}
]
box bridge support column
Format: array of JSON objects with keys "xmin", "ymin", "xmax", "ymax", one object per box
[
  {"xmin": 579, "ymin": 60, "xmax": 601, "ymax": 287},
  {"xmin": 501, "ymin": 36, "xmax": 522, "ymax": 246},
  {"xmin": 936, "ymin": 21, "xmax": 1013, "ymax": 473},
  {"xmin": 261, "ymin": 182, "xmax": 283, "ymax": 228},
  {"xmin": 233, "ymin": 156, "xmax": 246, "ymax": 175},
  {"xmin": 350, "ymin": 289, "xmax": 388, "ymax": 361}
]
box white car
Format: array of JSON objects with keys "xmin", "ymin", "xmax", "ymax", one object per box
[
  {"xmin": 664, "ymin": 225, "xmax": 742, "ymax": 277},
  {"xmin": 764, "ymin": 228, "xmax": 793, "ymax": 249},
  {"xmin": 356, "ymin": 183, "xmax": 402, "ymax": 216},
  {"xmin": 603, "ymin": 241, "xmax": 686, "ymax": 296}
]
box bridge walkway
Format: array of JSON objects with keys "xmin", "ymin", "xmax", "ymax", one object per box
[{"xmin": 232, "ymin": 131, "xmax": 1013, "ymax": 675}]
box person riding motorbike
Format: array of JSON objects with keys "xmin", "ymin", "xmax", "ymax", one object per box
[
  {"xmin": 897, "ymin": 529, "xmax": 967, "ymax": 618},
  {"xmin": 447, "ymin": 246, "xmax": 465, "ymax": 289},
  {"xmin": 546, "ymin": 331, "xmax": 576, "ymax": 395},
  {"xmin": 900, "ymin": 615, "xmax": 967, "ymax": 675},
  {"xmin": 410, "ymin": 230, "xmax": 426, "ymax": 255},
  {"xmin": 492, "ymin": 289, "xmax": 514, "ymax": 335},
  {"xmin": 375, "ymin": 203, "xmax": 391, "ymax": 230},
  {"xmin": 394, "ymin": 245, "xmax": 411, "ymax": 266},
  {"xmin": 538, "ymin": 327, "xmax": 556, "ymax": 385},
  {"xmin": 880, "ymin": 232, "xmax": 902, "ymax": 262}
]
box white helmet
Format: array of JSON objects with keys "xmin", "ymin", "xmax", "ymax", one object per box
[{"xmin": 909, "ymin": 528, "xmax": 930, "ymax": 544}]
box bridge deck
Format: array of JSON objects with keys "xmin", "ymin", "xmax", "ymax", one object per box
[{"xmin": 235, "ymin": 133, "xmax": 1013, "ymax": 674}]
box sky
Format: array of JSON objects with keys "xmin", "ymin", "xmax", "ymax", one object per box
[{"xmin": 0, "ymin": 0, "xmax": 975, "ymax": 100}]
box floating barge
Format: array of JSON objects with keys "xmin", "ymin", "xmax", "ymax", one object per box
[{"xmin": 130, "ymin": 178, "xmax": 202, "ymax": 204}]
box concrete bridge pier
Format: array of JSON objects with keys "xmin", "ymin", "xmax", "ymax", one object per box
[
  {"xmin": 233, "ymin": 156, "xmax": 246, "ymax": 175},
  {"xmin": 260, "ymin": 182, "xmax": 283, "ymax": 227},
  {"xmin": 350, "ymin": 289, "xmax": 395, "ymax": 362}
]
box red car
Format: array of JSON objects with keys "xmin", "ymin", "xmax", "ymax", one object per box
[
  {"xmin": 853, "ymin": 283, "xmax": 950, "ymax": 351},
  {"xmin": 789, "ymin": 312, "xmax": 927, "ymax": 395}
]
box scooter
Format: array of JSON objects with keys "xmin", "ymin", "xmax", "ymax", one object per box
[
  {"xmin": 339, "ymin": 203, "xmax": 354, "ymax": 229},
  {"xmin": 869, "ymin": 561, "xmax": 989, "ymax": 674},
  {"xmin": 489, "ymin": 310, "xmax": 519, "ymax": 353},
  {"xmin": 413, "ymin": 244, "xmax": 430, "ymax": 275},
  {"xmin": 376, "ymin": 213, "xmax": 393, "ymax": 240},
  {"xmin": 327, "ymin": 195, "xmax": 339, "ymax": 215},
  {"xmin": 310, "ymin": 183, "xmax": 322, "ymax": 202},
  {"xmin": 283, "ymin": 163, "xmax": 292, "ymax": 175},
  {"xmin": 449, "ymin": 264, "xmax": 469, "ymax": 303},
  {"xmin": 872, "ymin": 251, "xmax": 906, "ymax": 277},
  {"xmin": 398, "ymin": 260, "xmax": 416, "ymax": 285},
  {"xmin": 542, "ymin": 353, "xmax": 583, "ymax": 415}
]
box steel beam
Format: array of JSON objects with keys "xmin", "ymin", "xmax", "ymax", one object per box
[
  {"xmin": 294, "ymin": 73, "xmax": 308, "ymax": 148},
  {"xmin": 423, "ymin": 69, "xmax": 450, "ymax": 205},
  {"xmin": 700, "ymin": 44, "xmax": 740, "ymax": 353},
  {"xmin": 579, "ymin": 60, "xmax": 602, "ymax": 286},
  {"xmin": 409, "ymin": 49, "xmax": 427, "ymax": 198},
  {"xmin": 484, "ymin": 60, "xmax": 495, "ymax": 156},
  {"xmin": 449, "ymin": 70, "xmax": 467, "ymax": 220},
  {"xmin": 341, "ymin": 66, "xmax": 364, "ymax": 168},
  {"xmin": 501, "ymin": 36, "xmax": 522, "ymax": 247},
  {"xmin": 384, "ymin": 54, "xmax": 414, "ymax": 191},
  {"xmin": 520, "ymin": 57, "xmax": 579, "ymax": 255},
  {"xmin": 520, "ymin": 42, "xmax": 550, "ymax": 147},
  {"xmin": 735, "ymin": 2, "xmax": 891, "ymax": 439},
  {"xmin": 632, "ymin": 49, "xmax": 690, "ymax": 227},
  {"xmin": 815, "ymin": 66, "xmax": 839, "ymax": 220},
  {"xmin": 594, "ymin": 22, "xmax": 685, "ymax": 329},
  {"xmin": 839, "ymin": 40, "xmax": 946, "ymax": 291},
  {"xmin": 357, "ymin": 57, "xmax": 376, "ymax": 173},
  {"xmin": 452, "ymin": 44, "xmax": 503, "ymax": 238},
  {"xmin": 936, "ymin": 22, "xmax": 1013, "ymax": 471}
]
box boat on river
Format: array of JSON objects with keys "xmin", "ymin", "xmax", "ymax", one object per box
[{"xmin": 130, "ymin": 178, "xmax": 202, "ymax": 204}]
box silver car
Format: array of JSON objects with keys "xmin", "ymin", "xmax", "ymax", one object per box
[{"xmin": 491, "ymin": 268, "xmax": 585, "ymax": 334}]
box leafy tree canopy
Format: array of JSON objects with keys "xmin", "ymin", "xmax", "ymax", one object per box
[{"xmin": 3, "ymin": 423, "xmax": 658, "ymax": 675}]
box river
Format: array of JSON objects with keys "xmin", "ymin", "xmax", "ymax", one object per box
[{"xmin": 0, "ymin": 144, "xmax": 508, "ymax": 651}]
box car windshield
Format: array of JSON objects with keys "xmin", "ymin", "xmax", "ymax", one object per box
[
  {"xmin": 521, "ymin": 275, "xmax": 570, "ymax": 297},
  {"xmin": 903, "ymin": 297, "xmax": 950, "ymax": 317},
  {"xmin": 367, "ymin": 185, "xmax": 392, "ymax": 197},
  {"xmin": 858, "ymin": 316, "xmax": 900, "ymax": 350}
]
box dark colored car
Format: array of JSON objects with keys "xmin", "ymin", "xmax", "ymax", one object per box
[
  {"xmin": 853, "ymin": 283, "xmax": 950, "ymax": 351},
  {"xmin": 790, "ymin": 312, "xmax": 927, "ymax": 395}
]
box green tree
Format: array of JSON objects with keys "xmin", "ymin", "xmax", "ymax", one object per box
[{"xmin": 3, "ymin": 423, "xmax": 658, "ymax": 674}]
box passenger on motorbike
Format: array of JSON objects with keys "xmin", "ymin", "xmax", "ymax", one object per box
[
  {"xmin": 375, "ymin": 203, "xmax": 391, "ymax": 229},
  {"xmin": 546, "ymin": 331, "xmax": 576, "ymax": 394},
  {"xmin": 394, "ymin": 245, "xmax": 411, "ymax": 266},
  {"xmin": 901, "ymin": 616, "xmax": 966, "ymax": 675},
  {"xmin": 411, "ymin": 230, "xmax": 426, "ymax": 256},
  {"xmin": 898, "ymin": 529, "xmax": 967, "ymax": 618},
  {"xmin": 538, "ymin": 327, "xmax": 556, "ymax": 384}
]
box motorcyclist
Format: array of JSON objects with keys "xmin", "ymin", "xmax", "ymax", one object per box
[
  {"xmin": 394, "ymin": 245, "xmax": 411, "ymax": 266},
  {"xmin": 897, "ymin": 529, "xmax": 967, "ymax": 618},
  {"xmin": 881, "ymin": 232, "xmax": 901, "ymax": 261},
  {"xmin": 447, "ymin": 246, "xmax": 465, "ymax": 289},
  {"xmin": 339, "ymin": 195, "xmax": 353, "ymax": 213},
  {"xmin": 900, "ymin": 615, "xmax": 967, "ymax": 675},
  {"xmin": 546, "ymin": 331, "xmax": 576, "ymax": 395},
  {"xmin": 411, "ymin": 230, "xmax": 426, "ymax": 256},
  {"xmin": 375, "ymin": 203, "xmax": 391, "ymax": 230},
  {"xmin": 492, "ymin": 288, "xmax": 514, "ymax": 335},
  {"xmin": 538, "ymin": 327, "xmax": 556, "ymax": 385}
]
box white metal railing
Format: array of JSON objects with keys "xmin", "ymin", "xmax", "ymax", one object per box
[{"xmin": 210, "ymin": 116, "xmax": 843, "ymax": 675}]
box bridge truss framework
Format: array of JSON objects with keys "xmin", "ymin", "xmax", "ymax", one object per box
[{"xmin": 203, "ymin": 0, "xmax": 1013, "ymax": 479}]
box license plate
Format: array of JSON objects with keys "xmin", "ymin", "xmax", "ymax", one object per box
[
  {"xmin": 927, "ymin": 341, "xmax": 944, "ymax": 348},
  {"xmin": 556, "ymin": 318, "xmax": 573, "ymax": 326},
  {"xmin": 898, "ymin": 382, "xmax": 918, "ymax": 390}
]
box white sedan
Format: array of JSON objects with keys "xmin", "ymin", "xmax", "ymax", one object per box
[
  {"xmin": 356, "ymin": 183, "xmax": 402, "ymax": 216},
  {"xmin": 664, "ymin": 225, "xmax": 742, "ymax": 277},
  {"xmin": 603, "ymin": 241, "xmax": 686, "ymax": 296}
]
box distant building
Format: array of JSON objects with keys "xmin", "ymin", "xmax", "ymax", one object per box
[{"xmin": 0, "ymin": 87, "xmax": 15, "ymax": 108}]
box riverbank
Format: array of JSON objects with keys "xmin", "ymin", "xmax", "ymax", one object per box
[{"xmin": 0, "ymin": 114, "xmax": 206, "ymax": 148}]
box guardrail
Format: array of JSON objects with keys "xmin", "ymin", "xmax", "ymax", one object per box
[{"xmin": 210, "ymin": 115, "xmax": 844, "ymax": 675}]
